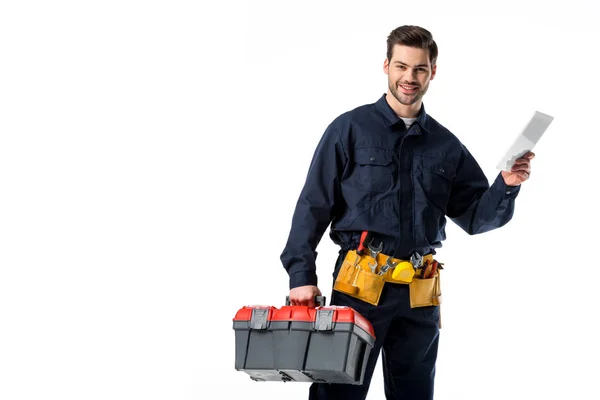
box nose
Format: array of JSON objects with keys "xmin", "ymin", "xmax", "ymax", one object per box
[{"xmin": 406, "ymin": 68, "xmax": 418, "ymax": 79}]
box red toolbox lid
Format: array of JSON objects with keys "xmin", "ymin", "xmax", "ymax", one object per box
[{"xmin": 233, "ymin": 304, "xmax": 375, "ymax": 339}]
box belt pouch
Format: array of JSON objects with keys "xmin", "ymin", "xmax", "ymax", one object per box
[
  {"xmin": 333, "ymin": 250, "xmax": 385, "ymax": 306},
  {"xmin": 408, "ymin": 268, "xmax": 442, "ymax": 308}
]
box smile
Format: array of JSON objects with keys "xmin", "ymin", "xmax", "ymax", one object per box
[{"xmin": 399, "ymin": 84, "xmax": 418, "ymax": 93}]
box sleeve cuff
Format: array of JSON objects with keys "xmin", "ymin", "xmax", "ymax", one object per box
[
  {"xmin": 492, "ymin": 173, "xmax": 521, "ymax": 198},
  {"xmin": 289, "ymin": 270, "xmax": 318, "ymax": 290}
]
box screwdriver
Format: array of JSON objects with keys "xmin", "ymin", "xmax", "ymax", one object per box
[
  {"xmin": 350, "ymin": 231, "xmax": 372, "ymax": 286},
  {"xmin": 356, "ymin": 231, "xmax": 372, "ymax": 257}
]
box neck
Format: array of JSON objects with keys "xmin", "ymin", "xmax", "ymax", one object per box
[{"xmin": 385, "ymin": 91, "xmax": 422, "ymax": 118}]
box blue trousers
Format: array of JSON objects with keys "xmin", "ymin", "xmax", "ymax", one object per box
[{"xmin": 309, "ymin": 252, "xmax": 440, "ymax": 400}]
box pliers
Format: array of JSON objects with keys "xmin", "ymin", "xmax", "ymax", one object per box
[{"xmin": 422, "ymin": 259, "xmax": 441, "ymax": 279}]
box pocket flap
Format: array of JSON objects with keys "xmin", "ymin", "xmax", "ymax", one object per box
[
  {"xmin": 354, "ymin": 148, "xmax": 393, "ymax": 166},
  {"xmin": 422, "ymin": 157, "xmax": 456, "ymax": 180}
]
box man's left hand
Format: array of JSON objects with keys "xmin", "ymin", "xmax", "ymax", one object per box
[{"xmin": 501, "ymin": 151, "xmax": 535, "ymax": 186}]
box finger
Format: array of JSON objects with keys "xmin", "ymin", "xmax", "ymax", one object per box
[
  {"xmin": 512, "ymin": 158, "xmax": 531, "ymax": 167},
  {"xmin": 511, "ymin": 165, "xmax": 531, "ymax": 174},
  {"xmin": 511, "ymin": 160, "xmax": 531, "ymax": 169},
  {"xmin": 297, "ymin": 297, "xmax": 308, "ymax": 306},
  {"xmin": 518, "ymin": 152, "xmax": 535, "ymax": 161},
  {"xmin": 521, "ymin": 171, "xmax": 530, "ymax": 180}
]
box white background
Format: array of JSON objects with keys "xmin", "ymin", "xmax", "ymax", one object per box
[{"xmin": 1, "ymin": 1, "xmax": 599, "ymax": 399}]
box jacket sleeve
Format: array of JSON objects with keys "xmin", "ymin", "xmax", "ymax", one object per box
[
  {"xmin": 280, "ymin": 124, "xmax": 347, "ymax": 289},
  {"xmin": 447, "ymin": 143, "xmax": 521, "ymax": 234}
]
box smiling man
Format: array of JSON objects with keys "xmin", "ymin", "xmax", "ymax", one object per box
[
  {"xmin": 280, "ymin": 25, "xmax": 534, "ymax": 400},
  {"xmin": 386, "ymin": 45, "xmax": 436, "ymax": 116}
]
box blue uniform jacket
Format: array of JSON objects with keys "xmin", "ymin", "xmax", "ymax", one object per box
[{"xmin": 280, "ymin": 94, "xmax": 521, "ymax": 289}]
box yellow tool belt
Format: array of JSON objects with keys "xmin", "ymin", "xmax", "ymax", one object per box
[{"xmin": 333, "ymin": 250, "xmax": 441, "ymax": 308}]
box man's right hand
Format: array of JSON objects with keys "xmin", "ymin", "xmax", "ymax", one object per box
[{"xmin": 289, "ymin": 285, "xmax": 322, "ymax": 307}]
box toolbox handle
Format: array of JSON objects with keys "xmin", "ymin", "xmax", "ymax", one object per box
[{"xmin": 285, "ymin": 296, "xmax": 326, "ymax": 307}]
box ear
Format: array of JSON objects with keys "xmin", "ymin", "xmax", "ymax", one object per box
[
  {"xmin": 430, "ymin": 64, "xmax": 437, "ymax": 80},
  {"xmin": 383, "ymin": 58, "xmax": 390, "ymax": 75}
]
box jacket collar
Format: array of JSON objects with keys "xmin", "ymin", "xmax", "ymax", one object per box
[{"xmin": 374, "ymin": 93, "xmax": 429, "ymax": 133}]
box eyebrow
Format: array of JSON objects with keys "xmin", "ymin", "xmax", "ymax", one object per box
[{"xmin": 393, "ymin": 61, "xmax": 429, "ymax": 68}]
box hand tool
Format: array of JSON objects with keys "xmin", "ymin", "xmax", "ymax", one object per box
[
  {"xmin": 428, "ymin": 260, "xmax": 439, "ymax": 279},
  {"xmin": 367, "ymin": 240, "xmax": 383, "ymax": 259},
  {"xmin": 367, "ymin": 239, "xmax": 383, "ymax": 274},
  {"xmin": 368, "ymin": 259, "xmax": 378, "ymax": 274},
  {"xmin": 351, "ymin": 231, "xmax": 371, "ymax": 269},
  {"xmin": 378, "ymin": 257, "xmax": 398, "ymax": 276},
  {"xmin": 356, "ymin": 231, "xmax": 372, "ymax": 257},
  {"xmin": 351, "ymin": 231, "xmax": 372, "ymax": 286},
  {"xmin": 390, "ymin": 252, "xmax": 420, "ymax": 282},
  {"xmin": 422, "ymin": 259, "xmax": 433, "ymax": 279},
  {"xmin": 410, "ymin": 252, "xmax": 423, "ymax": 270}
]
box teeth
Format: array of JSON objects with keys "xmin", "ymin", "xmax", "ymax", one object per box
[{"xmin": 401, "ymin": 85, "xmax": 417, "ymax": 90}]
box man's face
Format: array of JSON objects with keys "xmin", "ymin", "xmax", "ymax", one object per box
[{"xmin": 384, "ymin": 44, "xmax": 436, "ymax": 108}]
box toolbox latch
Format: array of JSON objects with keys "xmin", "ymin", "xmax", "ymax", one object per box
[
  {"xmin": 249, "ymin": 308, "xmax": 269, "ymax": 330},
  {"xmin": 315, "ymin": 309, "xmax": 335, "ymax": 331}
]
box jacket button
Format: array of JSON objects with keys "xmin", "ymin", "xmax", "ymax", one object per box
[
  {"xmin": 439, "ymin": 168, "xmax": 445, "ymax": 173},
  {"xmin": 370, "ymin": 157, "xmax": 375, "ymax": 161}
]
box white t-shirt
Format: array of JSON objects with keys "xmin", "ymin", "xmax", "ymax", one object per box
[{"xmin": 400, "ymin": 117, "xmax": 417, "ymax": 129}]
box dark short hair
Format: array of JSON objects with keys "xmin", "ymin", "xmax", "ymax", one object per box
[{"xmin": 386, "ymin": 25, "xmax": 438, "ymax": 65}]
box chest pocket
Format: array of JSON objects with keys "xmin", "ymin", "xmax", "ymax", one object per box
[
  {"xmin": 420, "ymin": 157, "xmax": 456, "ymax": 206},
  {"xmin": 352, "ymin": 148, "xmax": 394, "ymax": 193}
]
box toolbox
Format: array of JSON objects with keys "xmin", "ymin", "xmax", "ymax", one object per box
[{"xmin": 233, "ymin": 296, "xmax": 375, "ymax": 385}]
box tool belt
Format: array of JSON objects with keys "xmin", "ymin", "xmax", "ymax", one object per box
[{"xmin": 333, "ymin": 249, "xmax": 443, "ymax": 308}]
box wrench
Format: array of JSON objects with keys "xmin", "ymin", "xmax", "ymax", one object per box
[
  {"xmin": 368, "ymin": 259, "xmax": 378, "ymax": 274},
  {"xmin": 378, "ymin": 257, "xmax": 398, "ymax": 275},
  {"xmin": 367, "ymin": 240, "xmax": 383, "ymax": 260},
  {"xmin": 410, "ymin": 252, "xmax": 423, "ymax": 269},
  {"xmin": 367, "ymin": 240, "xmax": 383, "ymax": 274}
]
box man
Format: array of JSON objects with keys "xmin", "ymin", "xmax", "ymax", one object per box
[{"xmin": 280, "ymin": 25, "xmax": 534, "ymax": 400}]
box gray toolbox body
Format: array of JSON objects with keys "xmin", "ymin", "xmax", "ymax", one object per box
[{"xmin": 233, "ymin": 296, "xmax": 375, "ymax": 385}]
